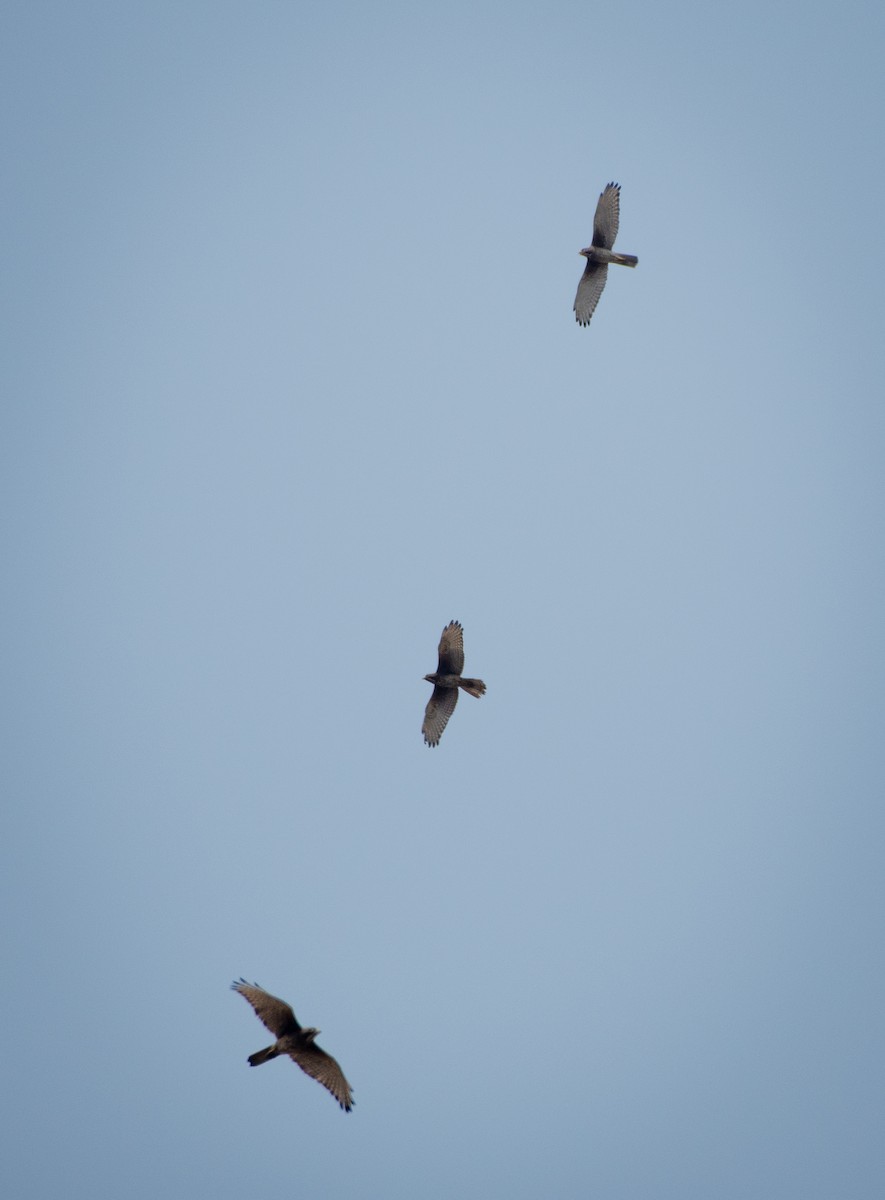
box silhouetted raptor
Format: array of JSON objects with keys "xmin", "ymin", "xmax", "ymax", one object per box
[
  {"xmin": 574, "ymin": 182, "xmax": 638, "ymax": 325},
  {"xmin": 231, "ymin": 979, "xmax": 353, "ymax": 1111},
  {"xmin": 422, "ymin": 620, "xmax": 486, "ymax": 747}
]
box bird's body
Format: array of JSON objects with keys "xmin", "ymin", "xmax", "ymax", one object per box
[
  {"xmin": 231, "ymin": 979, "xmax": 353, "ymax": 1112},
  {"xmin": 422, "ymin": 620, "xmax": 486, "ymax": 746},
  {"xmin": 580, "ymin": 246, "xmax": 638, "ymax": 268},
  {"xmin": 574, "ymin": 182, "xmax": 637, "ymax": 326}
]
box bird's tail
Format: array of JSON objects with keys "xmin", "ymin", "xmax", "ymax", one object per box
[
  {"xmin": 612, "ymin": 253, "xmax": 638, "ymax": 267},
  {"xmin": 459, "ymin": 678, "xmax": 486, "ymax": 698},
  {"xmin": 248, "ymin": 1044, "xmax": 280, "ymax": 1067}
]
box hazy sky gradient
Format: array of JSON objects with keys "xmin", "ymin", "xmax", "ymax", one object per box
[{"xmin": 3, "ymin": 2, "xmax": 884, "ymax": 1197}]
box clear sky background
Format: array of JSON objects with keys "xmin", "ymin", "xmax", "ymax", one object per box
[{"xmin": 2, "ymin": 2, "xmax": 884, "ymax": 1197}]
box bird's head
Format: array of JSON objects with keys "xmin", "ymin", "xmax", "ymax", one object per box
[
  {"xmin": 303, "ymin": 1027, "xmax": 321, "ymax": 1042},
  {"xmin": 579, "ymin": 247, "xmax": 591, "ymax": 258},
  {"xmin": 423, "ymin": 673, "xmax": 434, "ymax": 684}
]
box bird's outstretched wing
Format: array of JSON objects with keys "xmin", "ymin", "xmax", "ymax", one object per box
[
  {"xmin": 423, "ymin": 686, "xmax": 459, "ymax": 747},
  {"xmin": 436, "ymin": 620, "xmax": 465, "ymax": 675},
  {"xmin": 592, "ymin": 182, "xmax": 620, "ymax": 250},
  {"xmin": 289, "ymin": 1041, "xmax": 354, "ymax": 1112},
  {"xmin": 231, "ymin": 979, "xmax": 301, "ymax": 1038},
  {"xmin": 574, "ymin": 262, "xmax": 609, "ymax": 326}
]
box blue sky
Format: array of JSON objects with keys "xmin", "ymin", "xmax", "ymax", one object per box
[{"xmin": 2, "ymin": 2, "xmax": 884, "ymax": 1197}]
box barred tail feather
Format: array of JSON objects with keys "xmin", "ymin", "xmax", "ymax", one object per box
[
  {"xmin": 613, "ymin": 253, "xmax": 638, "ymax": 267},
  {"xmin": 459, "ymin": 678, "xmax": 486, "ymax": 698}
]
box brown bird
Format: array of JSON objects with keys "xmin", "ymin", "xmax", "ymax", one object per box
[
  {"xmin": 422, "ymin": 620, "xmax": 486, "ymax": 746},
  {"xmin": 231, "ymin": 979, "xmax": 354, "ymax": 1112},
  {"xmin": 574, "ymin": 182, "xmax": 638, "ymax": 326}
]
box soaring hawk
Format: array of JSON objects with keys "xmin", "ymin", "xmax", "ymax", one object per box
[
  {"xmin": 422, "ymin": 620, "xmax": 486, "ymax": 747},
  {"xmin": 231, "ymin": 979, "xmax": 353, "ymax": 1112},
  {"xmin": 574, "ymin": 182, "xmax": 638, "ymax": 326}
]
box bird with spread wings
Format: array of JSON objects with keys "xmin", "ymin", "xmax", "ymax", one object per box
[
  {"xmin": 422, "ymin": 620, "xmax": 486, "ymax": 747},
  {"xmin": 231, "ymin": 979, "xmax": 354, "ymax": 1112},
  {"xmin": 574, "ymin": 182, "xmax": 638, "ymax": 326}
]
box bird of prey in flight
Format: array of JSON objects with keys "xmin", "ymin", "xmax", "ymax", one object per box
[
  {"xmin": 574, "ymin": 182, "xmax": 638, "ymax": 326},
  {"xmin": 422, "ymin": 620, "xmax": 486, "ymax": 747},
  {"xmin": 231, "ymin": 979, "xmax": 354, "ymax": 1112}
]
